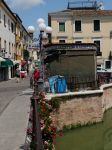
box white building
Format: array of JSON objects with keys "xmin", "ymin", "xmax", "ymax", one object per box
[{"xmin": 0, "ymin": 0, "xmax": 16, "ymax": 80}]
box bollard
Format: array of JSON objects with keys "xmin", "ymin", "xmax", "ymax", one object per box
[
  {"xmin": 31, "ymin": 96, "xmax": 43, "ymax": 150},
  {"xmin": 30, "ymin": 79, "xmax": 44, "ymax": 150},
  {"xmin": 37, "ymin": 78, "xmax": 44, "ymax": 92}
]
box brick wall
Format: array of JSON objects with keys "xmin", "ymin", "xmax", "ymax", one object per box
[{"xmin": 50, "ymin": 84, "xmax": 112, "ymax": 129}]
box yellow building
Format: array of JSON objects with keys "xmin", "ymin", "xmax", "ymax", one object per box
[
  {"xmin": 48, "ymin": 1, "xmax": 112, "ymax": 69},
  {"xmin": 14, "ymin": 13, "xmax": 23, "ymax": 61}
]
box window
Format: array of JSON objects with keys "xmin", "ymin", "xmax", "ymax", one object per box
[
  {"xmin": 12, "ymin": 43, "xmax": 13, "ymax": 51},
  {"xmin": 8, "ymin": 19, "xmax": 10, "ymax": 30},
  {"xmin": 75, "ymin": 41, "xmax": 82, "ymax": 44},
  {"xmin": 97, "ymin": 65, "xmax": 102, "ymax": 71},
  {"xmin": 11, "ymin": 23, "xmax": 13, "ymax": 33},
  {"xmin": 0, "ymin": 38, "xmax": 1, "ymax": 51},
  {"xmin": 3, "ymin": 40, "xmax": 6, "ymax": 57},
  {"xmin": 9, "ymin": 42, "xmax": 11, "ymax": 54},
  {"xmin": 4, "ymin": 14, "xmax": 6, "ymax": 27},
  {"xmin": 94, "ymin": 20, "xmax": 100, "ymax": 31},
  {"xmin": 59, "ymin": 22, "xmax": 65, "ymax": 32},
  {"xmin": 59, "ymin": 40, "xmax": 65, "ymax": 43},
  {"xmin": 4, "ymin": 40, "xmax": 6, "ymax": 51},
  {"xmin": 94, "ymin": 40, "xmax": 100, "ymax": 53},
  {"xmin": 75, "ymin": 20, "xmax": 81, "ymax": 32},
  {"xmin": 105, "ymin": 60, "xmax": 111, "ymax": 69},
  {"xmin": 0, "ymin": 10, "xmax": 1, "ymax": 23}
]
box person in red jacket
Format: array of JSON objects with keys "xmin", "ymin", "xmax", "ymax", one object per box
[{"xmin": 33, "ymin": 66, "xmax": 40, "ymax": 82}]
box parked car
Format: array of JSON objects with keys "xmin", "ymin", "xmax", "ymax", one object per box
[
  {"xmin": 97, "ymin": 67, "xmax": 112, "ymax": 73},
  {"xmin": 97, "ymin": 67, "xmax": 107, "ymax": 73}
]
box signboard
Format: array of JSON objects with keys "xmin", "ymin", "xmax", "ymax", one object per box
[
  {"xmin": 28, "ymin": 38, "xmax": 39, "ymax": 49},
  {"xmin": 28, "ymin": 44, "xmax": 39, "ymax": 49}
]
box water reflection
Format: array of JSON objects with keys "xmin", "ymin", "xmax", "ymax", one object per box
[{"xmin": 55, "ymin": 109, "xmax": 112, "ymax": 150}]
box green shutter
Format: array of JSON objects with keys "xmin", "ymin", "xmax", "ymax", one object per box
[{"xmin": 59, "ymin": 22, "xmax": 65, "ymax": 32}]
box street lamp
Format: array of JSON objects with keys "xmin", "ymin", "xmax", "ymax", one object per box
[
  {"xmin": 37, "ymin": 18, "xmax": 52, "ymax": 90},
  {"xmin": 27, "ymin": 18, "xmax": 52, "ymax": 150},
  {"xmin": 28, "ymin": 19, "xmax": 52, "ymax": 85}
]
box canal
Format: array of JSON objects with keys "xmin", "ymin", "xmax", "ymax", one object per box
[{"xmin": 55, "ymin": 108, "xmax": 112, "ymax": 150}]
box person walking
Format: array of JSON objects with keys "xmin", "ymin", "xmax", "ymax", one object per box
[
  {"xmin": 15, "ymin": 67, "xmax": 20, "ymax": 83},
  {"xmin": 30, "ymin": 75, "xmax": 33, "ymax": 89},
  {"xmin": 32, "ymin": 66, "xmax": 40, "ymax": 90},
  {"xmin": 33, "ymin": 66, "xmax": 40, "ymax": 82}
]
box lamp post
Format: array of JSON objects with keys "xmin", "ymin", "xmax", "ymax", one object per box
[
  {"xmin": 28, "ymin": 19, "xmax": 52, "ymax": 87},
  {"xmin": 27, "ymin": 18, "xmax": 52, "ymax": 150},
  {"xmin": 37, "ymin": 18, "xmax": 52, "ymax": 87}
]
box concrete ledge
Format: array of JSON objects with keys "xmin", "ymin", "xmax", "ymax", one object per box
[{"xmin": 46, "ymin": 83, "xmax": 112, "ymax": 100}]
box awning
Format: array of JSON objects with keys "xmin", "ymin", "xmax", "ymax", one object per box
[
  {"xmin": 1, "ymin": 58, "xmax": 13, "ymax": 67},
  {"xmin": 0, "ymin": 57, "xmax": 6, "ymax": 62}
]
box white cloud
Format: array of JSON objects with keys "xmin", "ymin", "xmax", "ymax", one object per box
[{"xmin": 7, "ymin": 0, "xmax": 45, "ymax": 9}]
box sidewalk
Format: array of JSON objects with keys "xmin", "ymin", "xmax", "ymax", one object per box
[{"xmin": 0, "ymin": 94, "xmax": 30, "ymax": 150}]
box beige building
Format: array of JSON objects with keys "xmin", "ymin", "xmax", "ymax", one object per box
[{"xmin": 48, "ymin": 1, "xmax": 112, "ymax": 69}]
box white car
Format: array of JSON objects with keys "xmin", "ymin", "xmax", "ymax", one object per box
[
  {"xmin": 97, "ymin": 67, "xmax": 107, "ymax": 73},
  {"xmin": 97, "ymin": 67, "xmax": 112, "ymax": 73}
]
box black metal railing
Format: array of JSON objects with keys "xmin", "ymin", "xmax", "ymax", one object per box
[
  {"xmin": 65, "ymin": 75, "xmax": 97, "ymax": 91},
  {"xmin": 24, "ymin": 81, "xmax": 44, "ymax": 150},
  {"xmin": 97, "ymin": 73, "xmax": 112, "ymax": 86}
]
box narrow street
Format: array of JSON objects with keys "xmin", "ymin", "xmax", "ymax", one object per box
[
  {"xmin": 0, "ymin": 76, "xmax": 30, "ymax": 115},
  {"xmin": 0, "ymin": 76, "xmax": 31, "ymax": 150}
]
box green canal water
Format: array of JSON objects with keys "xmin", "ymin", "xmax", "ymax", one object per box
[{"xmin": 55, "ymin": 109, "xmax": 112, "ymax": 150}]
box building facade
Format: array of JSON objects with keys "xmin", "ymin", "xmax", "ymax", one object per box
[
  {"xmin": 48, "ymin": 1, "xmax": 112, "ymax": 69},
  {"xmin": 0, "ymin": 0, "xmax": 16, "ymax": 80},
  {"xmin": 0, "ymin": 0, "xmax": 32, "ymax": 81},
  {"xmin": 21, "ymin": 25, "xmax": 32, "ymax": 72},
  {"xmin": 14, "ymin": 13, "xmax": 23, "ymax": 62}
]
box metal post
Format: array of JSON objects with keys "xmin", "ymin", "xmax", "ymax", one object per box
[
  {"xmin": 39, "ymin": 31, "xmax": 45, "ymax": 91},
  {"xmin": 31, "ymin": 81, "xmax": 43, "ymax": 150},
  {"xmin": 39, "ymin": 31, "xmax": 43, "ymax": 80}
]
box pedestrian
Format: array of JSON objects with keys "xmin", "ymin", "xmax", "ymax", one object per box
[
  {"xmin": 44, "ymin": 78, "xmax": 50, "ymax": 93},
  {"xmin": 30, "ymin": 76, "xmax": 33, "ymax": 89},
  {"xmin": 15, "ymin": 67, "xmax": 20, "ymax": 83},
  {"xmin": 33, "ymin": 66, "xmax": 40, "ymax": 82}
]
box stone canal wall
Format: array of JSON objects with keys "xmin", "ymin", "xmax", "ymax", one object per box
[{"xmin": 47, "ymin": 83, "xmax": 112, "ymax": 129}]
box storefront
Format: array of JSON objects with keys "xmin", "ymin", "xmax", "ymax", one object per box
[{"xmin": 0, "ymin": 58, "xmax": 14, "ymax": 81}]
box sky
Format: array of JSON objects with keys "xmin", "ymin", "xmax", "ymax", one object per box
[{"xmin": 5, "ymin": 0, "xmax": 112, "ymax": 34}]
